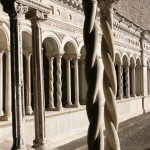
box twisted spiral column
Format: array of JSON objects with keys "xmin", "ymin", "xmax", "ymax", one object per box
[
  {"xmin": 47, "ymin": 56, "xmax": 55, "ymax": 110},
  {"xmin": 56, "ymin": 54, "xmax": 63, "ymax": 111},
  {"xmin": 118, "ymin": 63, "xmax": 123, "ymax": 100},
  {"xmin": 83, "ymin": 0, "xmax": 104, "ymax": 149},
  {"xmin": 99, "ymin": 0, "xmax": 120, "ymax": 149},
  {"xmin": 125, "ymin": 65, "xmax": 130, "ymax": 98}
]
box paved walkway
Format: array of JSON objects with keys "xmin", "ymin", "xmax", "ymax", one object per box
[{"xmin": 1, "ymin": 112, "xmax": 150, "ymax": 150}]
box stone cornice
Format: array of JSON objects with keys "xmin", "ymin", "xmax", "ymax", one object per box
[
  {"xmin": 113, "ymin": 11, "xmax": 142, "ymax": 38},
  {"xmin": 51, "ymin": 0, "xmax": 83, "ymax": 15},
  {"xmin": 16, "ymin": 0, "xmax": 50, "ymax": 13}
]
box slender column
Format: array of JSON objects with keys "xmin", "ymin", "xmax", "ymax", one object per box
[
  {"xmin": 26, "ymin": 10, "xmax": 47, "ymax": 148},
  {"xmin": 131, "ymin": 65, "xmax": 136, "ymax": 97},
  {"xmin": 117, "ymin": 63, "xmax": 123, "ymax": 100},
  {"xmin": 47, "ymin": 56, "xmax": 55, "ymax": 110},
  {"xmin": 0, "ymin": 50, "xmax": 12, "ymax": 121},
  {"xmin": 55, "ymin": 54, "xmax": 63, "ymax": 111},
  {"xmin": 136, "ymin": 66, "xmax": 141, "ymax": 96},
  {"xmin": 74, "ymin": 58, "xmax": 80, "ymax": 107},
  {"xmin": 0, "ymin": 49, "xmax": 4, "ymax": 116},
  {"xmin": 65, "ymin": 57, "xmax": 72, "ymax": 106},
  {"xmin": 125, "ymin": 65, "xmax": 130, "ymax": 98},
  {"xmin": 1, "ymin": 2, "xmax": 28, "ymax": 149},
  {"xmin": 79, "ymin": 59, "xmax": 87, "ymax": 104},
  {"xmin": 24, "ymin": 51, "xmax": 33, "ymax": 115}
]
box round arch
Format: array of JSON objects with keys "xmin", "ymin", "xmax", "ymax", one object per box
[
  {"xmin": 62, "ymin": 36, "xmax": 79, "ymax": 54},
  {"xmin": 42, "ymin": 31, "xmax": 61, "ymax": 52},
  {"xmin": 115, "ymin": 52, "xmax": 121, "ymax": 64}
]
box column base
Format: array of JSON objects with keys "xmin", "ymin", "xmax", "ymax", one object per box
[
  {"xmin": 46, "ymin": 106, "xmax": 56, "ymax": 111},
  {"xmin": 11, "ymin": 148, "xmax": 27, "ymax": 150},
  {"xmin": 0, "ymin": 111, "xmax": 4, "ymax": 116},
  {"xmin": 56, "ymin": 107, "xmax": 63, "ymax": 111},
  {"xmin": 65, "ymin": 103, "xmax": 73, "ymax": 108},
  {"xmin": 0, "ymin": 114, "xmax": 12, "ymax": 121},
  {"xmin": 12, "ymin": 144, "xmax": 27, "ymax": 150},
  {"xmin": 32, "ymin": 138, "xmax": 47, "ymax": 149},
  {"xmin": 25, "ymin": 107, "xmax": 33, "ymax": 115},
  {"xmin": 73, "ymin": 103, "xmax": 80, "ymax": 108}
]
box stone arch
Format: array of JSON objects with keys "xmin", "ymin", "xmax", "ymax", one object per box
[
  {"xmin": 62, "ymin": 36, "xmax": 79, "ymax": 54},
  {"xmin": 42, "ymin": 31, "xmax": 61, "ymax": 53},
  {"xmin": 0, "ymin": 25, "xmax": 9, "ymax": 49},
  {"xmin": 115, "ymin": 52, "xmax": 121, "ymax": 64},
  {"xmin": 122, "ymin": 54, "xmax": 129, "ymax": 66},
  {"xmin": 136, "ymin": 57, "xmax": 141, "ymax": 66}
]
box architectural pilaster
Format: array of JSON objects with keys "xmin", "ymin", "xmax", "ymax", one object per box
[
  {"xmin": 125, "ymin": 65, "xmax": 130, "ymax": 98},
  {"xmin": 0, "ymin": 49, "xmax": 12, "ymax": 121},
  {"xmin": 64, "ymin": 56, "xmax": 72, "ymax": 107},
  {"xmin": 26, "ymin": 9, "xmax": 47, "ymax": 148},
  {"xmin": 24, "ymin": 50, "xmax": 33, "ymax": 115},
  {"xmin": 0, "ymin": 49, "xmax": 4, "ymax": 116},
  {"xmin": 117, "ymin": 63, "xmax": 123, "ymax": 100},
  {"xmin": 1, "ymin": 1, "xmax": 28, "ymax": 149},
  {"xmin": 55, "ymin": 54, "xmax": 63, "ymax": 111},
  {"xmin": 73, "ymin": 56, "xmax": 80, "ymax": 107},
  {"xmin": 46, "ymin": 56, "xmax": 55, "ymax": 110}
]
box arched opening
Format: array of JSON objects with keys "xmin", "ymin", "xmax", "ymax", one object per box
[
  {"xmin": 130, "ymin": 57, "xmax": 135, "ymax": 97},
  {"xmin": 135, "ymin": 58, "xmax": 141, "ymax": 96},
  {"xmin": 0, "ymin": 27, "xmax": 9, "ymax": 117},
  {"xmin": 22, "ymin": 31, "xmax": 33, "ymax": 115},
  {"xmin": 79, "ymin": 46, "xmax": 87, "ymax": 104},
  {"xmin": 115, "ymin": 53, "xmax": 121, "ymax": 99},
  {"xmin": 43, "ymin": 37, "xmax": 59, "ymax": 110},
  {"xmin": 122, "ymin": 55, "xmax": 129, "ymax": 98},
  {"xmin": 63, "ymin": 41, "xmax": 77, "ymax": 106}
]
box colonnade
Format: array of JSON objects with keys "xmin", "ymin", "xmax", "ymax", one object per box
[{"xmin": 115, "ymin": 60, "xmax": 142, "ymax": 100}]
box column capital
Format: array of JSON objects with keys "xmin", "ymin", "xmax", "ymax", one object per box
[
  {"xmin": 55, "ymin": 53, "xmax": 64, "ymax": 59},
  {"xmin": 64, "ymin": 55, "xmax": 72, "ymax": 61},
  {"xmin": 72, "ymin": 54, "xmax": 81, "ymax": 60},
  {"xmin": 26, "ymin": 9, "xmax": 47, "ymax": 21},
  {"xmin": 0, "ymin": 48, "xmax": 4, "ymax": 54},
  {"xmin": 23, "ymin": 48, "xmax": 32, "ymax": 58},
  {"xmin": 1, "ymin": 1, "xmax": 28, "ymax": 17}
]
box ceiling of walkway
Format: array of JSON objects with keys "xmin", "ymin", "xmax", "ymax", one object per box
[{"xmin": 115, "ymin": 0, "xmax": 150, "ymax": 30}]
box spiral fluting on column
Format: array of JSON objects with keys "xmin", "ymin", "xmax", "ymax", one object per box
[
  {"xmin": 99, "ymin": 0, "xmax": 120, "ymax": 149},
  {"xmin": 125, "ymin": 65, "xmax": 130, "ymax": 98},
  {"xmin": 83, "ymin": 0, "xmax": 104, "ymax": 149},
  {"xmin": 56, "ymin": 55, "xmax": 63, "ymax": 111},
  {"xmin": 47, "ymin": 57, "xmax": 55, "ymax": 110}
]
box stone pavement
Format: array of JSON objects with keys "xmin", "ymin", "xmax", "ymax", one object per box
[{"xmin": 1, "ymin": 112, "xmax": 150, "ymax": 150}]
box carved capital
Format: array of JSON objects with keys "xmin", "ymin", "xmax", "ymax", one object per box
[
  {"xmin": 26, "ymin": 9, "xmax": 47, "ymax": 21},
  {"xmin": 1, "ymin": 1, "xmax": 28, "ymax": 17}
]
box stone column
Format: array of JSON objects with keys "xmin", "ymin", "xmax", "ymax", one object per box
[
  {"xmin": 0, "ymin": 49, "xmax": 12, "ymax": 121},
  {"xmin": 0, "ymin": 49, "xmax": 4, "ymax": 116},
  {"xmin": 74, "ymin": 58, "xmax": 80, "ymax": 107},
  {"xmin": 1, "ymin": 2, "xmax": 28, "ymax": 149},
  {"xmin": 131, "ymin": 65, "xmax": 136, "ymax": 97},
  {"xmin": 55, "ymin": 54, "xmax": 63, "ymax": 111},
  {"xmin": 47, "ymin": 56, "xmax": 55, "ymax": 110},
  {"xmin": 125, "ymin": 65, "xmax": 130, "ymax": 98},
  {"xmin": 117, "ymin": 63, "xmax": 123, "ymax": 100},
  {"xmin": 65, "ymin": 57, "xmax": 72, "ymax": 107},
  {"xmin": 79, "ymin": 59, "xmax": 87, "ymax": 104},
  {"xmin": 26, "ymin": 10, "xmax": 47, "ymax": 148},
  {"xmin": 136, "ymin": 66, "xmax": 141, "ymax": 96},
  {"xmin": 24, "ymin": 50, "xmax": 33, "ymax": 115}
]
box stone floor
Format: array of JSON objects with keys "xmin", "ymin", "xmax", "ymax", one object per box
[{"xmin": 1, "ymin": 112, "xmax": 150, "ymax": 150}]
